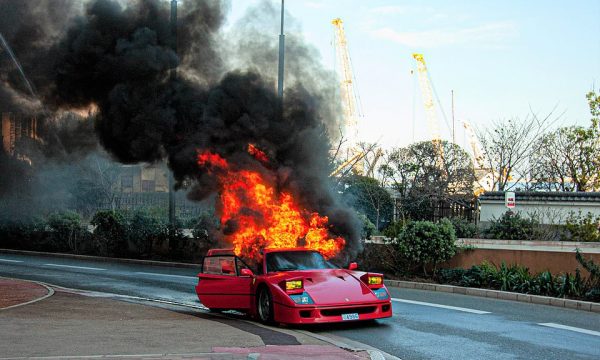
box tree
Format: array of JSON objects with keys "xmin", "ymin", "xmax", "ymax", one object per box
[
  {"xmin": 342, "ymin": 175, "xmax": 394, "ymax": 231},
  {"xmin": 476, "ymin": 113, "xmax": 558, "ymax": 191},
  {"xmin": 391, "ymin": 219, "xmax": 457, "ymax": 275},
  {"xmin": 72, "ymin": 152, "xmax": 122, "ymax": 216},
  {"xmin": 530, "ymin": 91, "xmax": 600, "ymax": 191},
  {"xmin": 380, "ymin": 140, "xmax": 475, "ymax": 220}
]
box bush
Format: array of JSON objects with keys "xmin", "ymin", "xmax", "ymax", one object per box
[
  {"xmin": 47, "ymin": 211, "xmax": 86, "ymax": 253},
  {"xmin": 383, "ymin": 220, "xmax": 406, "ymax": 239},
  {"xmin": 482, "ymin": 211, "xmax": 540, "ymax": 240},
  {"xmin": 576, "ymin": 249, "xmax": 600, "ymax": 301},
  {"xmin": 564, "ymin": 212, "xmax": 600, "ymax": 242},
  {"xmin": 91, "ymin": 210, "xmax": 127, "ymax": 256},
  {"xmin": 392, "ymin": 219, "xmax": 457, "ymax": 275},
  {"xmin": 438, "ymin": 261, "xmax": 589, "ymax": 299},
  {"xmin": 356, "ymin": 243, "xmax": 404, "ymax": 275},
  {"xmin": 447, "ymin": 217, "xmax": 477, "ymax": 238},
  {"xmin": 357, "ymin": 213, "xmax": 377, "ymax": 239},
  {"xmin": 0, "ymin": 218, "xmax": 47, "ymax": 250},
  {"xmin": 127, "ymin": 209, "xmax": 168, "ymax": 257}
]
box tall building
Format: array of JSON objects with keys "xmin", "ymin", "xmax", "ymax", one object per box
[
  {"xmin": 1, "ymin": 112, "xmax": 37, "ymax": 156},
  {"xmin": 118, "ymin": 164, "xmax": 169, "ymax": 193}
]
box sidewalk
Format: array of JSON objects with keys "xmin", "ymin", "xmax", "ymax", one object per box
[{"xmin": 0, "ymin": 278, "xmax": 371, "ymax": 360}]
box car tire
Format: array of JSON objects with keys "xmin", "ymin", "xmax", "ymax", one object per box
[{"xmin": 257, "ymin": 287, "xmax": 274, "ymax": 324}]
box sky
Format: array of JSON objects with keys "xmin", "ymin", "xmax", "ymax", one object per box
[{"xmin": 227, "ymin": 1, "xmax": 600, "ymax": 151}]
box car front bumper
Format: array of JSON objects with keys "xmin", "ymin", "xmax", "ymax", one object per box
[{"xmin": 273, "ymin": 300, "xmax": 392, "ymax": 324}]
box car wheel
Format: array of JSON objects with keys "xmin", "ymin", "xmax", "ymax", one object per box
[{"xmin": 257, "ymin": 287, "xmax": 274, "ymax": 324}]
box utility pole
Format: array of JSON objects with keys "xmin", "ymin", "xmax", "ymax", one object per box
[
  {"xmin": 277, "ymin": 0, "xmax": 285, "ymax": 99},
  {"xmin": 168, "ymin": 0, "xmax": 177, "ymax": 227},
  {"xmin": 451, "ymin": 90, "xmax": 455, "ymax": 144}
]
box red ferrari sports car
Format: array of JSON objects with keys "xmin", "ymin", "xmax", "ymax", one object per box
[{"xmin": 195, "ymin": 248, "xmax": 392, "ymax": 324}]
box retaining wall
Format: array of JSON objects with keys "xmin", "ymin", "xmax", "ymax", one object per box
[{"xmin": 444, "ymin": 239, "xmax": 600, "ymax": 275}]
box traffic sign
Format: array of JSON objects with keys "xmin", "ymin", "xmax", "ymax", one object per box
[{"xmin": 505, "ymin": 191, "xmax": 516, "ymax": 209}]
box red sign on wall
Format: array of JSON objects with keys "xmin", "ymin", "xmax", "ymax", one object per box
[{"xmin": 505, "ymin": 191, "xmax": 516, "ymax": 209}]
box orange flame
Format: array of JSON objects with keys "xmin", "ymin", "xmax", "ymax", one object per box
[
  {"xmin": 247, "ymin": 144, "xmax": 269, "ymax": 164},
  {"xmin": 197, "ymin": 150, "xmax": 345, "ymax": 260}
]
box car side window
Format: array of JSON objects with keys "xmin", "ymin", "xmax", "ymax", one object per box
[{"xmin": 203, "ymin": 256, "xmax": 236, "ymax": 276}]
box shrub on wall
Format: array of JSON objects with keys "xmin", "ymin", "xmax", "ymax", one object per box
[
  {"xmin": 447, "ymin": 217, "xmax": 477, "ymax": 238},
  {"xmin": 482, "ymin": 211, "xmax": 541, "ymax": 240},
  {"xmin": 564, "ymin": 212, "xmax": 600, "ymax": 242},
  {"xmin": 391, "ymin": 219, "xmax": 457, "ymax": 275}
]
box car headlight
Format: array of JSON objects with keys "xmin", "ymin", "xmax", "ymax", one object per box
[
  {"xmin": 372, "ymin": 288, "xmax": 389, "ymax": 300},
  {"xmin": 289, "ymin": 292, "xmax": 314, "ymax": 305},
  {"xmin": 368, "ymin": 275, "xmax": 383, "ymax": 286},
  {"xmin": 285, "ymin": 280, "xmax": 303, "ymax": 291}
]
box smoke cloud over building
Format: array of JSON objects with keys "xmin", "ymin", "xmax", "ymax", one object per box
[{"xmin": 0, "ymin": 0, "xmax": 361, "ymax": 257}]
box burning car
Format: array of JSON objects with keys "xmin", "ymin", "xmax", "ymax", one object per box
[{"xmin": 195, "ymin": 248, "xmax": 392, "ymax": 325}]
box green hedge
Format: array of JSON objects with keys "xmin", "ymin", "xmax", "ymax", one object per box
[
  {"xmin": 0, "ymin": 210, "xmax": 217, "ymax": 263},
  {"xmin": 438, "ymin": 250, "xmax": 600, "ymax": 301}
]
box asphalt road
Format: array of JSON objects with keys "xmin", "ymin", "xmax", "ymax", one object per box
[{"xmin": 1, "ymin": 252, "xmax": 599, "ymax": 360}]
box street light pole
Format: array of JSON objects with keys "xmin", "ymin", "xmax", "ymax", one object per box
[
  {"xmin": 277, "ymin": 0, "xmax": 285, "ymax": 99},
  {"xmin": 168, "ymin": 0, "xmax": 177, "ymax": 227}
]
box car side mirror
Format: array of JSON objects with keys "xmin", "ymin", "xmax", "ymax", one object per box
[
  {"xmin": 240, "ymin": 268, "xmax": 254, "ymax": 277},
  {"xmin": 348, "ymin": 262, "xmax": 358, "ymax": 270}
]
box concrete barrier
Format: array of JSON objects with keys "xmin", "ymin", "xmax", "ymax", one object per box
[{"xmin": 446, "ymin": 238, "xmax": 600, "ymax": 275}]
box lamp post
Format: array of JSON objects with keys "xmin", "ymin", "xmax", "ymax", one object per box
[
  {"xmin": 277, "ymin": 0, "xmax": 285, "ymax": 99},
  {"xmin": 168, "ymin": 0, "xmax": 177, "ymax": 227}
]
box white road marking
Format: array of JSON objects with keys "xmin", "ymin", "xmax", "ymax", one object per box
[
  {"xmin": 539, "ymin": 323, "xmax": 600, "ymax": 337},
  {"xmin": 0, "ymin": 258, "xmax": 23, "ymax": 263},
  {"xmin": 392, "ymin": 298, "xmax": 491, "ymax": 314},
  {"xmin": 43, "ymin": 264, "xmax": 105, "ymax": 271},
  {"xmin": 135, "ymin": 272, "xmax": 197, "ymax": 280}
]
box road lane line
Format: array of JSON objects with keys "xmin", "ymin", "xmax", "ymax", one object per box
[
  {"xmin": 135, "ymin": 272, "xmax": 197, "ymax": 280},
  {"xmin": 539, "ymin": 323, "xmax": 600, "ymax": 337},
  {"xmin": 43, "ymin": 264, "xmax": 105, "ymax": 271},
  {"xmin": 0, "ymin": 259, "xmax": 23, "ymax": 263},
  {"xmin": 392, "ymin": 298, "xmax": 491, "ymax": 314}
]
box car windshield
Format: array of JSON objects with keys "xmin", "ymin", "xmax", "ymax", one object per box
[{"xmin": 266, "ymin": 251, "xmax": 338, "ymax": 273}]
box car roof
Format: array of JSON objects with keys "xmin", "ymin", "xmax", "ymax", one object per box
[
  {"xmin": 263, "ymin": 247, "xmax": 319, "ymax": 254},
  {"xmin": 206, "ymin": 248, "xmax": 235, "ymax": 256}
]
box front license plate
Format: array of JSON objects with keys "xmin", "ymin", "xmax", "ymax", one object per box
[{"xmin": 341, "ymin": 313, "xmax": 359, "ymax": 321}]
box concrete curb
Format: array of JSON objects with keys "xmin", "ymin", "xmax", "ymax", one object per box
[
  {"xmin": 0, "ymin": 248, "xmax": 201, "ymax": 269},
  {"xmin": 0, "ymin": 277, "xmax": 55, "ymax": 311},
  {"xmin": 384, "ymin": 280, "xmax": 600, "ymax": 313}
]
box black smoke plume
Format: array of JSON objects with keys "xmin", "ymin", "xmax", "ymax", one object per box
[{"xmin": 0, "ymin": 0, "xmax": 362, "ymax": 257}]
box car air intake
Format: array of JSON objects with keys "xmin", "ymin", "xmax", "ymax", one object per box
[
  {"xmin": 299, "ymin": 310, "xmax": 312, "ymax": 318},
  {"xmin": 320, "ymin": 306, "xmax": 376, "ymax": 317}
]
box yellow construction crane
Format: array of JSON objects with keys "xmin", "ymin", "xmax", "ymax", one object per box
[
  {"xmin": 462, "ymin": 120, "xmax": 494, "ymax": 195},
  {"xmin": 330, "ymin": 151, "xmax": 366, "ymax": 177},
  {"xmin": 366, "ymin": 148, "xmax": 384, "ymax": 178},
  {"xmin": 332, "ymin": 18, "xmax": 362, "ymax": 174},
  {"xmin": 412, "ymin": 53, "xmax": 445, "ymax": 168}
]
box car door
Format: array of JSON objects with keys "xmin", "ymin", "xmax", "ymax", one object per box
[{"xmin": 196, "ymin": 255, "xmax": 253, "ymax": 310}]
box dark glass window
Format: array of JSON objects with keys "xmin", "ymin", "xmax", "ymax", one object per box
[
  {"xmin": 265, "ymin": 251, "xmax": 338, "ymax": 273},
  {"xmin": 141, "ymin": 180, "xmax": 155, "ymax": 192}
]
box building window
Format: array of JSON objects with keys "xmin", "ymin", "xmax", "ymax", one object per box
[
  {"xmin": 121, "ymin": 174, "xmax": 133, "ymax": 192},
  {"xmin": 141, "ymin": 180, "xmax": 155, "ymax": 192}
]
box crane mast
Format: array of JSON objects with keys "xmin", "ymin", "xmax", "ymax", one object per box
[
  {"xmin": 412, "ymin": 53, "xmax": 444, "ymax": 168},
  {"xmin": 332, "ymin": 18, "xmax": 361, "ymax": 173},
  {"xmin": 463, "ymin": 120, "xmax": 494, "ymax": 195}
]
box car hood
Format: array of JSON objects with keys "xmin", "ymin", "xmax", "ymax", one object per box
[{"xmin": 284, "ymin": 269, "xmax": 378, "ymax": 305}]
